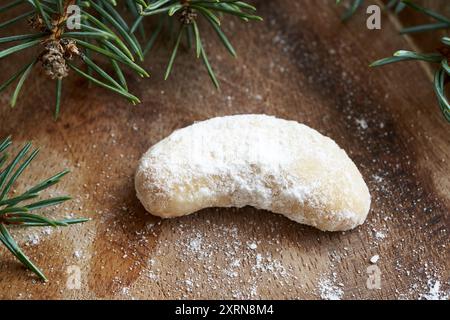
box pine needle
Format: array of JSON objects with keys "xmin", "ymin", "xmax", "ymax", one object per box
[{"xmin": 0, "ymin": 137, "xmax": 88, "ymax": 281}]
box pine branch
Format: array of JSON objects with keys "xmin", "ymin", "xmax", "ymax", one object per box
[
  {"xmin": 0, "ymin": 0, "xmax": 148, "ymax": 117},
  {"xmin": 0, "ymin": 0, "xmax": 261, "ymax": 116},
  {"xmin": 132, "ymin": 0, "xmax": 262, "ymax": 89},
  {"xmin": 0, "ymin": 136, "xmax": 88, "ymax": 281},
  {"xmin": 338, "ymin": 0, "xmax": 450, "ymax": 123}
]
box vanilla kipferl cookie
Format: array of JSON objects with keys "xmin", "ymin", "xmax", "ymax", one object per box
[{"xmin": 135, "ymin": 115, "xmax": 371, "ymax": 231}]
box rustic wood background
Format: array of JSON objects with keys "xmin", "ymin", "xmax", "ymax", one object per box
[{"xmin": 0, "ymin": 0, "xmax": 449, "ymax": 300}]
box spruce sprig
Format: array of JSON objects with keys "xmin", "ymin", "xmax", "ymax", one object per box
[
  {"xmin": 0, "ymin": 0, "xmax": 147, "ymax": 118},
  {"xmin": 133, "ymin": 0, "xmax": 262, "ymax": 88},
  {"xmin": 338, "ymin": 0, "xmax": 450, "ymax": 123},
  {"xmin": 0, "ymin": 0, "xmax": 261, "ymax": 116},
  {"xmin": 0, "ymin": 136, "xmax": 88, "ymax": 281}
]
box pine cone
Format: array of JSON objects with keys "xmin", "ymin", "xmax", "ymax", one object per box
[
  {"xmin": 179, "ymin": 7, "xmax": 197, "ymax": 25},
  {"xmin": 40, "ymin": 40, "xmax": 69, "ymax": 79}
]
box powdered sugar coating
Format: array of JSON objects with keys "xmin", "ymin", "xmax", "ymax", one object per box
[{"xmin": 135, "ymin": 115, "xmax": 371, "ymax": 231}]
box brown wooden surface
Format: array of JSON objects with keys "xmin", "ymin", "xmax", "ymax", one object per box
[{"xmin": 0, "ymin": 0, "xmax": 449, "ymax": 300}]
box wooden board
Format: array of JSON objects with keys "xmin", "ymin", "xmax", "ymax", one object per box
[{"xmin": 0, "ymin": 0, "xmax": 449, "ymax": 300}]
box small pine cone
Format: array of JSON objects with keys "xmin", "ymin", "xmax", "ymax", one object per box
[
  {"xmin": 41, "ymin": 40, "xmax": 69, "ymax": 79},
  {"xmin": 179, "ymin": 7, "xmax": 197, "ymax": 25}
]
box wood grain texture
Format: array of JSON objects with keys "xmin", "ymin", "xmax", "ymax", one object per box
[{"xmin": 0, "ymin": 0, "xmax": 449, "ymax": 300}]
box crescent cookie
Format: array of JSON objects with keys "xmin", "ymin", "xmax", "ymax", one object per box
[{"xmin": 135, "ymin": 114, "xmax": 371, "ymax": 231}]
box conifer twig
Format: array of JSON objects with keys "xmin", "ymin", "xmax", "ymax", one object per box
[
  {"xmin": 0, "ymin": 0, "xmax": 261, "ymax": 115},
  {"xmin": 0, "ymin": 136, "xmax": 88, "ymax": 281},
  {"xmin": 128, "ymin": 0, "xmax": 262, "ymax": 89},
  {"xmin": 338, "ymin": 0, "xmax": 450, "ymax": 123},
  {"xmin": 0, "ymin": 0, "xmax": 149, "ymax": 117}
]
